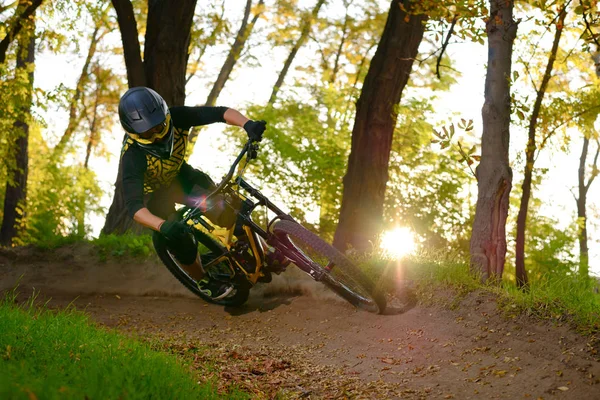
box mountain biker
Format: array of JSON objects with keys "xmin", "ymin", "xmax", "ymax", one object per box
[{"xmin": 118, "ymin": 86, "xmax": 266, "ymax": 300}]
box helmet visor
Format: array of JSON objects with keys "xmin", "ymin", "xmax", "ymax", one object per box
[{"xmin": 128, "ymin": 114, "xmax": 172, "ymax": 145}]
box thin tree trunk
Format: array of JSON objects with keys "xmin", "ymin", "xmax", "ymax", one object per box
[
  {"xmin": 203, "ymin": 0, "xmax": 264, "ymax": 107},
  {"xmin": 186, "ymin": 0, "xmax": 227, "ymax": 84},
  {"xmin": 469, "ymin": 0, "xmax": 517, "ymax": 281},
  {"xmin": 84, "ymin": 65, "xmax": 101, "ymax": 170},
  {"xmin": 329, "ymin": 7, "xmax": 350, "ymax": 85},
  {"xmin": 0, "ymin": 17, "xmax": 35, "ymax": 245},
  {"xmin": 333, "ymin": 0, "xmax": 427, "ymax": 252},
  {"xmin": 515, "ymin": 6, "xmax": 566, "ymax": 288},
  {"xmin": 53, "ymin": 25, "xmax": 105, "ymax": 157},
  {"xmin": 0, "ymin": 0, "xmax": 42, "ymax": 64},
  {"xmin": 577, "ymin": 137, "xmax": 590, "ymax": 277},
  {"xmin": 0, "ymin": 1, "xmax": 18, "ymax": 16},
  {"xmin": 577, "ymin": 137, "xmax": 600, "ymax": 278},
  {"xmin": 187, "ymin": 0, "xmax": 264, "ymax": 149},
  {"xmin": 268, "ymin": 0, "xmax": 327, "ymax": 105}
]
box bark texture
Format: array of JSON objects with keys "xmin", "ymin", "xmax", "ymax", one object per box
[
  {"xmin": 103, "ymin": 0, "xmax": 198, "ymax": 235},
  {"xmin": 469, "ymin": 0, "xmax": 517, "ymax": 281},
  {"xmin": 0, "ymin": 18, "xmax": 35, "ymax": 245},
  {"xmin": 514, "ymin": 6, "xmax": 565, "ymax": 287},
  {"xmin": 332, "ymin": 0, "xmax": 426, "ymax": 252}
]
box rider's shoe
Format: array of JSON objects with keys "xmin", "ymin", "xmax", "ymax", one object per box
[{"xmin": 196, "ymin": 278, "xmax": 234, "ymax": 300}]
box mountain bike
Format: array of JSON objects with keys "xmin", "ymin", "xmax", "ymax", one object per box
[{"xmin": 152, "ymin": 139, "xmax": 386, "ymax": 314}]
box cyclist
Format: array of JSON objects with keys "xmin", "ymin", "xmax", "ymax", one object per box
[{"xmin": 118, "ymin": 86, "xmax": 266, "ymax": 300}]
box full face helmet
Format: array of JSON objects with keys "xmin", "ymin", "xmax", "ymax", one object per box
[{"xmin": 118, "ymin": 87, "xmax": 174, "ymax": 159}]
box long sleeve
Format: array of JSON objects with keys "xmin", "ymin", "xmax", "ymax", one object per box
[
  {"xmin": 121, "ymin": 147, "xmax": 148, "ymax": 218},
  {"xmin": 169, "ymin": 106, "xmax": 228, "ymax": 130}
]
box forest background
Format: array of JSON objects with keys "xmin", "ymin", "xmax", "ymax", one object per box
[{"xmin": 2, "ymin": 0, "xmax": 600, "ymax": 285}]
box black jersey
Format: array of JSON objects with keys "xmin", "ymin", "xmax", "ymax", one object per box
[{"xmin": 120, "ymin": 105, "xmax": 228, "ymax": 218}]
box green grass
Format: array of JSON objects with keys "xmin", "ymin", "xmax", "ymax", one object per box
[
  {"xmin": 92, "ymin": 233, "xmax": 155, "ymax": 261},
  {"xmin": 361, "ymin": 248, "xmax": 600, "ymax": 335},
  {"xmin": 0, "ymin": 290, "xmax": 247, "ymax": 400}
]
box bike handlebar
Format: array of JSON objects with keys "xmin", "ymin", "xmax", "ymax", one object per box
[{"xmin": 204, "ymin": 139, "xmax": 258, "ymax": 203}]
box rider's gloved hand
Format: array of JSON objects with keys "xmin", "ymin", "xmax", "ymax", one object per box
[
  {"xmin": 159, "ymin": 220, "xmax": 190, "ymax": 241},
  {"xmin": 243, "ymin": 120, "xmax": 266, "ymax": 142}
]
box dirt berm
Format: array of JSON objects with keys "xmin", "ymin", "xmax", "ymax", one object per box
[{"xmin": 1, "ymin": 244, "xmax": 600, "ymax": 399}]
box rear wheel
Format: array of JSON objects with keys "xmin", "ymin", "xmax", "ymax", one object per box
[
  {"xmin": 272, "ymin": 220, "xmax": 386, "ymax": 314},
  {"xmin": 153, "ymin": 230, "xmax": 250, "ymax": 307}
]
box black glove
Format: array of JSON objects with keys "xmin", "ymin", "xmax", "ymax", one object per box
[
  {"xmin": 159, "ymin": 220, "xmax": 190, "ymax": 241},
  {"xmin": 243, "ymin": 120, "xmax": 266, "ymax": 142}
]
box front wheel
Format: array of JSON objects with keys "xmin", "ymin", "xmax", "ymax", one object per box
[
  {"xmin": 152, "ymin": 231, "xmax": 250, "ymax": 307},
  {"xmin": 272, "ymin": 220, "xmax": 386, "ymax": 314}
]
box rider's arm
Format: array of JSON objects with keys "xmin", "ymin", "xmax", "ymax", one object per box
[
  {"xmin": 169, "ymin": 106, "xmax": 250, "ymax": 129},
  {"xmin": 223, "ymin": 108, "xmax": 250, "ymax": 128},
  {"xmin": 133, "ymin": 208, "xmax": 165, "ymax": 231},
  {"xmin": 121, "ymin": 147, "xmax": 161, "ymax": 230}
]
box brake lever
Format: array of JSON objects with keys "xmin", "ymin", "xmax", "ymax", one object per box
[{"xmin": 247, "ymin": 142, "xmax": 259, "ymax": 160}]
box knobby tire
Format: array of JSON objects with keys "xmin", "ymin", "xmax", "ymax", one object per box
[
  {"xmin": 272, "ymin": 220, "xmax": 386, "ymax": 314},
  {"xmin": 152, "ymin": 228, "xmax": 249, "ymax": 307}
]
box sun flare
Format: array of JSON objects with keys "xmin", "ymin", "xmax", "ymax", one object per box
[{"xmin": 380, "ymin": 227, "xmax": 416, "ymax": 259}]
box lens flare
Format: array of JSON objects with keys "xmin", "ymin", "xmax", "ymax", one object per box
[{"xmin": 380, "ymin": 227, "xmax": 416, "ymax": 259}]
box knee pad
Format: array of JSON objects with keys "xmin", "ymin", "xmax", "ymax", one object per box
[{"xmin": 167, "ymin": 233, "xmax": 198, "ymax": 265}]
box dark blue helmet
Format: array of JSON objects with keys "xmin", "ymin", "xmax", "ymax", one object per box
[{"xmin": 118, "ymin": 87, "xmax": 174, "ymax": 159}]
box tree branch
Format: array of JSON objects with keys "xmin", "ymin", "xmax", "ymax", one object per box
[
  {"xmin": 436, "ymin": 15, "xmax": 457, "ymax": 79},
  {"xmin": 537, "ymin": 104, "xmax": 600, "ymax": 156},
  {"xmin": 581, "ymin": 0, "xmax": 600, "ymax": 49},
  {"xmin": 0, "ymin": 0, "xmax": 18, "ymax": 15},
  {"xmin": 585, "ymin": 137, "xmax": 600, "ymax": 192},
  {"xmin": 186, "ymin": 0, "xmax": 227, "ymax": 84},
  {"xmin": 0, "ymin": 0, "xmax": 43, "ymax": 64}
]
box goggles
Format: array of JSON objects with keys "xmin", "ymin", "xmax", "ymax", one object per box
[{"xmin": 128, "ymin": 114, "xmax": 171, "ymax": 145}]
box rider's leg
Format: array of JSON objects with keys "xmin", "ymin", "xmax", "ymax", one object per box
[{"xmin": 147, "ymin": 179, "xmax": 206, "ymax": 280}]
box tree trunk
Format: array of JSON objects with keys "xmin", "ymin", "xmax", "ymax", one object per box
[
  {"xmin": 332, "ymin": 0, "xmax": 427, "ymax": 252},
  {"xmin": 53, "ymin": 24, "xmax": 104, "ymax": 157},
  {"xmin": 469, "ymin": 0, "xmax": 517, "ymax": 281},
  {"xmin": 103, "ymin": 0, "xmax": 198, "ymax": 235},
  {"xmin": 514, "ymin": 6, "xmax": 565, "ymax": 287},
  {"xmin": 188, "ymin": 0, "xmax": 264, "ymax": 149},
  {"xmin": 268, "ymin": 0, "xmax": 327, "ymax": 105},
  {"xmin": 0, "ymin": 0, "xmax": 42, "ymax": 64},
  {"xmin": 577, "ymin": 137, "xmax": 590, "ymax": 278},
  {"xmin": 0, "ymin": 17, "xmax": 35, "ymax": 246},
  {"xmin": 204, "ymin": 0, "xmax": 256, "ymax": 106},
  {"xmin": 576, "ymin": 137, "xmax": 600, "ymax": 278},
  {"xmin": 144, "ymin": 0, "xmax": 197, "ymax": 106},
  {"xmin": 186, "ymin": 0, "xmax": 227, "ymax": 84},
  {"xmin": 110, "ymin": 0, "xmax": 145, "ymax": 87}
]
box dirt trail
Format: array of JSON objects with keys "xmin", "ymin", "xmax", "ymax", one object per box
[{"xmin": 2, "ymin": 244, "xmax": 600, "ymax": 399}]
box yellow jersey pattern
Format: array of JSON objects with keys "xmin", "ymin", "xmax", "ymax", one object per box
[{"xmin": 122, "ymin": 127, "xmax": 188, "ymax": 194}]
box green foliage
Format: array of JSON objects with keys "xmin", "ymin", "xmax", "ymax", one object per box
[
  {"xmin": 0, "ymin": 290, "xmax": 245, "ymax": 399},
  {"xmin": 14, "ymin": 124, "xmax": 104, "ymax": 245},
  {"xmin": 524, "ymin": 214, "xmax": 579, "ymax": 278},
  {"xmin": 387, "ymin": 98, "xmax": 474, "ymax": 256},
  {"xmin": 364, "ymin": 249, "xmax": 600, "ymax": 334},
  {"xmin": 93, "ymin": 233, "xmax": 154, "ymax": 261}
]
